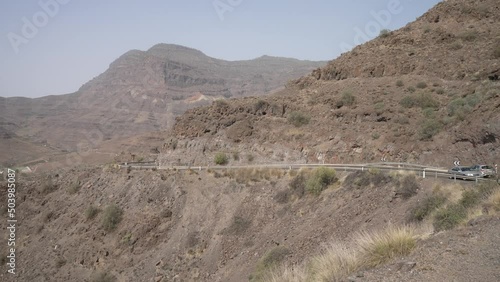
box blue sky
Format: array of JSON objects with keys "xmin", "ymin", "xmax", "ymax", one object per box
[{"xmin": 0, "ymin": 0, "xmax": 442, "ymax": 98}]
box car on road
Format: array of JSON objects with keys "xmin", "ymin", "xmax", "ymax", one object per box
[
  {"xmin": 448, "ymin": 166, "xmax": 481, "ymax": 180},
  {"xmin": 469, "ymin": 164, "xmax": 496, "ymax": 178}
]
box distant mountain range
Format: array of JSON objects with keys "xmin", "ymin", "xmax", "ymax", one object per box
[{"xmin": 0, "ymin": 44, "xmax": 325, "ymax": 165}]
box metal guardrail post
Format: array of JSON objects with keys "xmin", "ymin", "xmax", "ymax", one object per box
[{"xmin": 423, "ymin": 169, "xmax": 426, "ymax": 179}]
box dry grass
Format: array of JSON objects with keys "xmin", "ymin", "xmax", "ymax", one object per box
[
  {"xmin": 265, "ymin": 264, "xmax": 306, "ymax": 282},
  {"xmin": 356, "ymin": 225, "xmax": 416, "ymax": 267},
  {"xmin": 307, "ymin": 243, "xmax": 359, "ymax": 282},
  {"xmin": 226, "ymin": 168, "xmax": 285, "ymax": 184},
  {"xmin": 265, "ymin": 225, "xmax": 416, "ymax": 282},
  {"xmin": 487, "ymin": 190, "xmax": 500, "ymax": 213}
]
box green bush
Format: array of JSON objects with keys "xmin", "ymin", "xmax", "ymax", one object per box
[
  {"xmin": 416, "ymin": 82, "xmax": 427, "ymax": 89},
  {"xmin": 460, "ymin": 190, "xmax": 480, "ymax": 209},
  {"xmin": 306, "ymin": 167, "xmax": 338, "ymax": 196},
  {"xmin": 101, "ymin": 204, "xmax": 123, "ymax": 232},
  {"xmin": 436, "ymin": 88, "xmax": 445, "ymax": 95},
  {"xmin": 288, "ymin": 111, "xmax": 310, "ymax": 127},
  {"xmin": 396, "ymin": 80, "xmax": 404, "ymax": 87},
  {"xmin": 422, "ymin": 108, "xmax": 435, "ymax": 118},
  {"xmin": 374, "ymin": 102, "xmax": 385, "ymax": 113},
  {"xmin": 85, "ymin": 205, "xmax": 100, "ymax": 220},
  {"xmin": 419, "ymin": 119, "xmax": 442, "ymax": 140},
  {"xmin": 336, "ymin": 91, "xmax": 356, "ymax": 108},
  {"xmin": 214, "ymin": 152, "xmax": 229, "ymax": 165},
  {"xmin": 400, "ymin": 96, "xmax": 415, "ymax": 108},
  {"xmin": 433, "ymin": 204, "xmax": 467, "ymax": 231},
  {"xmin": 407, "ymin": 86, "xmax": 416, "ymax": 93},
  {"xmin": 408, "ymin": 194, "xmax": 446, "ymax": 222},
  {"xmin": 379, "ymin": 29, "xmax": 391, "ymax": 38},
  {"xmin": 400, "ymin": 94, "xmax": 439, "ymax": 109}
]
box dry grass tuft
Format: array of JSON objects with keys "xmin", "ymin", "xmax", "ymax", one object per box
[
  {"xmin": 307, "ymin": 243, "xmax": 359, "ymax": 282},
  {"xmin": 264, "ymin": 225, "xmax": 417, "ymax": 282},
  {"xmin": 356, "ymin": 225, "xmax": 416, "ymax": 268}
]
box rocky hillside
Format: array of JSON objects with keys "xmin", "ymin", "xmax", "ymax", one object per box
[
  {"xmin": 0, "ymin": 44, "xmax": 324, "ymax": 155},
  {"xmin": 167, "ymin": 0, "xmax": 500, "ymax": 168}
]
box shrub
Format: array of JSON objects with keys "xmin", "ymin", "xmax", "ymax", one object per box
[
  {"xmin": 379, "ymin": 29, "xmax": 390, "ymax": 38},
  {"xmin": 396, "ymin": 175, "xmax": 419, "ymax": 199},
  {"xmin": 433, "ymin": 204, "xmax": 467, "ymax": 231},
  {"xmin": 408, "ymin": 194, "xmax": 446, "ymax": 222},
  {"xmin": 91, "ymin": 271, "xmax": 116, "ymax": 282},
  {"xmin": 250, "ymin": 247, "xmax": 291, "ymax": 281},
  {"xmin": 224, "ymin": 216, "xmax": 251, "ymax": 235},
  {"xmin": 67, "ymin": 182, "xmax": 80, "ymax": 195},
  {"xmin": 460, "ymin": 30, "xmax": 478, "ymax": 42},
  {"xmin": 494, "ymin": 46, "xmax": 500, "ymax": 59},
  {"xmin": 55, "ymin": 258, "xmax": 67, "ymax": 268},
  {"xmin": 459, "ymin": 190, "xmax": 481, "ymax": 209},
  {"xmin": 85, "ymin": 205, "xmax": 100, "ymax": 220},
  {"xmin": 254, "ymin": 100, "xmax": 268, "ymax": 111},
  {"xmin": 416, "ymin": 82, "xmax": 427, "ymax": 89},
  {"xmin": 307, "ymin": 243, "xmax": 359, "ymax": 282},
  {"xmin": 396, "ymin": 80, "xmax": 404, "ymax": 87},
  {"xmin": 374, "ymin": 102, "xmax": 385, "ymax": 113},
  {"xmin": 419, "ymin": 119, "xmax": 442, "ymax": 140},
  {"xmin": 450, "ymin": 41, "xmax": 463, "ymax": 50},
  {"xmin": 214, "ymin": 152, "xmax": 229, "ymax": 165},
  {"xmin": 486, "ymin": 190, "xmax": 500, "ymax": 212},
  {"xmin": 372, "ymin": 132, "xmax": 380, "ymax": 140},
  {"xmin": 289, "ymin": 173, "xmax": 306, "ymax": 198},
  {"xmin": 101, "ymin": 204, "xmax": 123, "ymax": 231},
  {"xmin": 422, "ymin": 107, "xmax": 436, "ymax": 118},
  {"xmin": 306, "ymin": 167, "xmax": 337, "ymax": 196},
  {"xmin": 407, "ymin": 86, "xmax": 416, "ymax": 93},
  {"xmin": 232, "ymin": 151, "xmax": 240, "ymax": 161},
  {"xmin": 436, "ymin": 88, "xmax": 445, "ymax": 95},
  {"xmin": 41, "ymin": 179, "xmax": 57, "ymax": 194},
  {"xmin": 287, "ymin": 111, "xmax": 310, "ymax": 127},
  {"xmin": 356, "ymin": 225, "xmax": 416, "ymax": 268},
  {"xmin": 247, "ymin": 154, "xmax": 255, "ymax": 162},
  {"xmin": 400, "ymin": 96, "xmax": 415, "ymax": 108},
  {"xmin": 336, "ymin": 92, "xmax": 356, "ymax": 108}
]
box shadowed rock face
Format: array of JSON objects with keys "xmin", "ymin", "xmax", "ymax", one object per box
[{"xmin": 1, "ymin": 44, "xmax": 325, "ymax": 152}]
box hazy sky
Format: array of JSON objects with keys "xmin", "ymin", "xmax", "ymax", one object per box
[{"xmin": 0, "ymin": 0, "xmax": 441, "ymax": 98}]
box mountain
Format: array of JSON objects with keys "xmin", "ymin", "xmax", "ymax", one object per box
[
  {"xmin": 0, "ymin": 44, "xmax": 325, "ymax": 164},
  {"xmin": 3, "ymin": 1, "xmax": 500, "ymax": 282},
  {"xmin": 167, "ymin": 0, "xmax": 500, "ymax": 168}
]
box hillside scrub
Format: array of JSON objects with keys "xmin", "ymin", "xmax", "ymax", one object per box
[
  {"xmin": 250, "ymin": 246, "xmax": 291, "ymax": 281},
  {"xmin": 433, "ymin": 182, "xmax": 499, "ymax": 231},
  {"xmin": 287, "ymin": 111, "xmax": 310, "ymax": 127},
  {"xmin": 305, "ymin": 167, "xmax": 338, "ymax": 195},
  {"xmin": 265, "ymin": 225, "xmax": 416, "ymax": 282},
  {"xmin": 336, "ymin": 91, "xmax": 356, "ymax": 108},
  {"xmin": 101, "ymin": 204, "xmax": 123, "ymax": 232},
  {"xmin": 214, "ymin": 152, "xmax": 229, "ymax": 165},
  {"xmin": 407, "ymin": 193, "xmax": 447, "ymax": 222}
]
